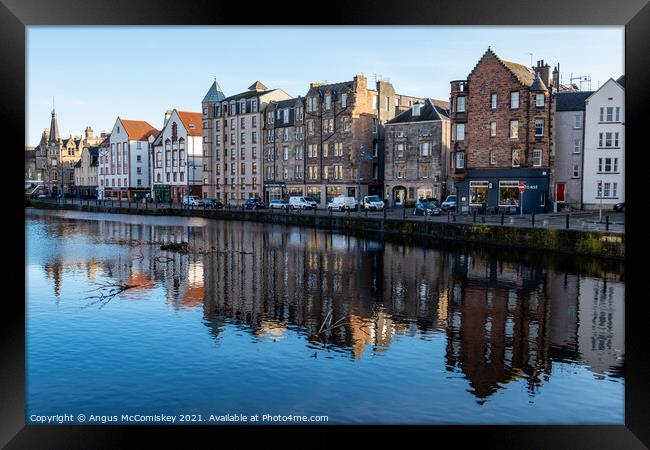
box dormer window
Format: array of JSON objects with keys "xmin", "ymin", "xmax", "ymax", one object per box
[
  {"xmin": 341, "ymin": 93, "xmax": 348, "ymax": 108},
  {"xmin": 413, "ymin": 103, "xmax": 421, "ymax": 116}
]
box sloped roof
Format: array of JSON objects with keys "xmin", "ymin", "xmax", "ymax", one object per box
[
  {"xmin": 470, "ymin": 48, "xmax": 535, "ymax": 87},
  {"xmin": 248, "ymin": 81, "xmax": 268, "ymax": 91},
  {"xmin": 387, "ymin": 99, "xmax": 449, "ymax": 124},
  {"xmin": 120, "ymin": 119, "xmax": 158, "ymax": 141},
  {"xmin": 530, "ymin": 74, "xmax": 548, "ymax": 92},
  {"xmin": 202, "ymin": 80, "xmax": 226, "ymax": 103},
  {"xmin": 223, "ymin": 89, "xmax": 277, "ymax": 102},
  {"xmin": 177, "ymin": 111, "xmax": 203, "ymax": 136},
  {"xmin": 556, "ymin": 91, "xmax": 593, "ymax": 111},
  {"xmin": 616, "ymin": 75, "xmax": 625, "ymax": 88}
]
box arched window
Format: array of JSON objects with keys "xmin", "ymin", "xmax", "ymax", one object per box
[
  {"xmin": 178, "ymin": 137, "xmax": 185, "ymax": 150},
  {"xmin": 157, "ymin": 173, "xmax": 161, "ymax": 182}
]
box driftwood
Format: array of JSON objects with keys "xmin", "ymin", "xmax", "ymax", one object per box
[
  {"xmin": 313, "ymin": 310, "xmax": 347, "ymax": 338},
  {"xmin": 82, "ymin": 281, "xmax": 140, "ymax": 309}
]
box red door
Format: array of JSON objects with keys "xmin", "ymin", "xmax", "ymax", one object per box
[{"xmin": 555, "ymin": 183, "xmax": 566, "ymax": 203}]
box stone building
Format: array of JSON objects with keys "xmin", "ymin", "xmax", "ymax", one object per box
[
  {"xmin": 384, "ymin": 99, "xmax": 451, "ymax": 206},
  {"xmin": 151, "ymin": 109, "xmax": 204, "ymax": 203},
  {"xmin": 450, "ymin": 48, "xmax": 555, "ymax": 214},
  {"xmin": 73, "ymin": 146, "xmax": 99, "ymax": 198},
  {"xmin": 262, "ymin": 97, "xmax": 306, "ymax": 202},
  {"xmin": 300, "ymin": 75, "xmax": 422, "ymax": 205},
  {"xmin": 201, "ymin": 80, "xmax": 291, "ymax": 204},
  {"xmin": 551, "ymin": 91, "xmax": 592, "ymax": 210},
  {"xmin": 25, "ymin": 146, "xmax": 38, "ymax": 181}
]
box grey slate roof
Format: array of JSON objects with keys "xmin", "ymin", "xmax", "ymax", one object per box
[
  {"xmin": 248, "ymin": 81, "xmax": 268, "ymax": 91},
  {"xmin": 202, "ymin": 81, "xmax": 226, "ymax": 103},
  {"xmin": 616, "ymin": 75, "xmax": 625, "ymax": 88},
  {"xmin": 555, "ymin": 91, "xmax": 593, "ymax": 111},
  {"xmin": 386, "ymin": 99, "xmax": 449, "ymax": 124},
  {"xmin": 530, "ymin": 74, "xmax": 548, "ymax": 92}
]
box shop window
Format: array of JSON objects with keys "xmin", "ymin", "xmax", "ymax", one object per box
[{"xmin": 470, "ymin": 181, "xmax": 489, "ymax": 205}]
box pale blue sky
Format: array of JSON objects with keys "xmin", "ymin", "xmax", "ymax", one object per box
[{"xmin": 26, "ymin": 26, "xmax": 623, "ymax": 146}]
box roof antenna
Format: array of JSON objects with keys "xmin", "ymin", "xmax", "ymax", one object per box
[{"xmin": 527, "ymin": 53, "xmax": 533, "ymax": 67}]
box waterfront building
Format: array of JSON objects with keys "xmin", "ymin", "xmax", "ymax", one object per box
[
  {"xmin": 582, "ymin": 76, "xmax": 625, "ymax": 209},
  {"xmin": 98, "ymin": 117, "xmax": 159, "ymax": 201},
  {"xmin": 151, "ymin": 109, "xmax": 204, "ymax": 203},
  {"xmin": 449, "ymin": 48, "xmax": 555, "ymax": 214},
  {"xmin": 300, "ymin": 75, "xmax": 422, "ymax": 205},
  {"xmin": 73, "ymin": 145, "xmax": 99, "ymax": 198},
  {"xmin": 262, "ymin": 97, "xmax": 307, "ymax": 202},
  {"xmin": 25, "ymin": 146, "xmax": 38, "ymax": 181},
  {"xmin": 551, "ymin": 90, "xmax": 593, "ymax": 210},
  {"xmin": 383, "ymin": 99, "xmax": 451, "ymax": 206},
  {"xmin": 201, "ymin": 80, "xmax": 291, "ymax": 204}
]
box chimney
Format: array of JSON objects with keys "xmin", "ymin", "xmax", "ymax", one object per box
[
  {"xmin": 552, "ymin": 63, "xmax": 560, "ymax": 91},
  {"xmin": 353, "ymin": 74, "xmax": 367, "ymax": 92},
  {"xmin": 164, "ymin": 110, "xmax": 172, "ymax": 127},
  {"xmin": 534, "ymin": 60, "xmax": 551, "ymax": 90},
  {"xmin": 412, "ymin": 102, "xmax": 421, "ymax": 117}
]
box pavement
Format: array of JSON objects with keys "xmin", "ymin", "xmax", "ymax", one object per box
[{"xmin": 33, "ymin": 198, "xmax": 625, "ymax": 234}]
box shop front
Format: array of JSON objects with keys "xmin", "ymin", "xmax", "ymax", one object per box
[
  {"xmin": 455, "ymin": 168, "xmax": 549, "ymax": 214},
  {"xmin": 153, "ymin": 184, "xmax": 171, "ymax": 203},
  {"xmin": 264, "ymin": 182, "xmax": 285, "ymax": 204}
]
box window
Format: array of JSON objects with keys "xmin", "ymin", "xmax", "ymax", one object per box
[
  {"xmin": 615, "ymin": 107, "xmax": 620, "ymax": 122},
  {"xmin": 240, "ymin": 162, "xmax": 246, "ymax": 175},
  {"xmin": 251, "ymin": 100, "xmax": 257, "ymax": 113},
  {"xmin": 372, "ymin": 95, "xmax": 378, "ymax": 109},
  {"xmin": 509, "ymin": 120, "xmax": 519, "ymax": 139},
  {"xmin": 419, "ymin": 142, "xmax": 431, "ymax": 156},
  {"xmin": 308, "ymin": 144, "xmax": 318, "ymax": 158},
  {"xmin": 490, "ymin": 151, "xmax": 496, "ymax": 166},
  {"xmin": 252, "ymin": 162, "xmax": 257, "ymax": 174},
  {"xmin": 343, "ymin": 117, "xmax": 351, "ymax": 131},
  {"xmin": 573, "ymin": 164, "xmax": 580, "ymax": 178},
  {"xmin": 341, "ymin": 93, "xmax": 347, "ymax": 108},
  {"xmin": 333, "ymin": 142, "xmax": 343, "ymax": 156},
  {"xmin": 420, "ymin": 163, "xmax": 430, "ymax": 178},
  {"xmin": 533, "ymin": 149, "xmax": 542, "ymax": 167},
  {"xmin": 572, "ymin": 138, "xmax": 581, "ymax": 154},
  {"xmin": 510, "ymin": 91, "xmax": 519, "ymax": 109},
  {"xmin": 334, "ymin": 165, "xmax": 343, "ymax": 179},
  {"xmin": 240, "ymin": 117, "xmax": 246, "ymax": 128},
  {"xmin": 469, "ymin": 181, "xmax": 489, "ymax": 205},
  {"xmin": 394, "ymin": 143, "xmax": 405, "ymax": 158},
  {"xmin": 456, "ymin": 96, "xmax": 466, "ymax": 112},
  {"xmin": 614, "ymin": 132, "xmax": 620, "ymax": 147},
  {"xmin": 491, "ymin": 94, "xmax": 497, "ymax": 109},
  {"xmin": 455, "ymin": 152, "xmax": 465, "ymax": 169},
  {"xmin": 395, "ymin": 164, "xmax": 405, "ymax": 178},
  {"xmin": 283, "ymin": 109, "xmax": 290, "ymax": 124},
  {"xmin": 252, "ymin": 132, "xmax": 257, "ymax": 144},
  {"xmin": 499, "ymin": 181, "xmax": 520, "ymax": 206},
  {"xmin": 490, "ymin": 122, "xmax": 496, "ymax": 137},
  {"xmin": 535, "ymin": 119, "xmax": 544, "ymax": 136},
  {"xmin": 574, "ymin": 115, "xmax": 582, "ymax": 128},
  {"xmin": 252, "ymin": 116, "xmax": 257, "ymax": 128},
  {"xmin": 536, "ymin": 94, "xmax": 545, "ymax": 107},
  {"xmin": 323, "ymin": 166, "xmax": 329, "ymax": 179},
  {"xmin": 283, "ymin": 146, "xmax": 288, "ymax": 160},
  {"xmin": 456, "ymin": 123, "xmax": 465, "ymax": 141},
  {"xmin": 230, "ymin": 119, "xmax": 235, "ymax": 130},
  {"xmin": 606, "ymin": 107, "xmax": 614, "ymax": 122},
  {"xmin": 307, "ymin": 120, "xmax": 314, "ymax": 135},
  {"xmin": 325, "ymin": 95, "xmax": 331, "ymax": 110},
  {"xmin": 295, "ymin": 145, "xmax": 304, "ymax": 160},
  {"xmin": 308, "ymin": 165, "xmax": 319, "ymax": 180},
  {"xmin": 308, "ymin": 97, "xmax": 318, "ymax": 112},
  {"xmin": 512, "ymin": 149, "xmax": 521, "ymax": 167}
]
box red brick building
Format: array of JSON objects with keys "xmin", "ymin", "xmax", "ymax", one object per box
[{"xmin": 449, "ymin": 48, "xmax": 555, "ymax": 214}]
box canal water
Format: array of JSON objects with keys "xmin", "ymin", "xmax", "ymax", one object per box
[{"xmin": 25, "ymin": 209, "xmax": 625, "ymax": 424}]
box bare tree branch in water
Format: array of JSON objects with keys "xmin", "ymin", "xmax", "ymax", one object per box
[{"xmin": 82, "ymin": 281, "xmax": 139, "ymax": 309}]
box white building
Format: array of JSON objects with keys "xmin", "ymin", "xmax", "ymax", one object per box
[
  {"xmin": 582, "ymin": 77, "xmax": 625, "ymax": 209},
  {"xmin": 151, "ymin": 109, "xmax": 204, "ymax": 203},
  {"xmin": 98, "ymin": 117, "xmax": 159, "ymax": 201}
]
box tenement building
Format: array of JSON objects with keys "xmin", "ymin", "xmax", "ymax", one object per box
[
  {"xmin": 201, "ymin": 80, "xmax": 291, "ymax": 204},
  {"xmin": 151, "ymin": 109, "xmax": 204, "ymax": 203},
  {"xmin": 98, "ymin": 117, "xmax": 159, "ymax": 201},
  {"xmin": 449, "ymin": 48, "xmax": 555, "ymax": 214},
  {"xmin": 384, "ymin": 99, "xmax": 451, "ymax": 206},
  {"xmin": 301, "ymin": 75, "xmax": 421, "ymax": 205},
  {"xmin": 73, "ymin": 145, "xmax": 99, "ymax": 198},
  {"xmin": 551, "ymin": 90, "xmax": 592, "ymax": 210},
  {"xmin": 582, "ymin": 76, "xmax": 625, "ymax": 209},
  {"xmin": 262, "ymin": 97, "xmax": 307, "ymax": 203}
]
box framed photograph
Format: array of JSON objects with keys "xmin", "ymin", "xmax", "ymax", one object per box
[{"xmin": 5, "ymin": 0, "xmax": 648, "ymax": 447}]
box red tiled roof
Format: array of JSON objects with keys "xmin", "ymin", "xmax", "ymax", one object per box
[
  {"xmin": 120, "ymin": 119, "xmax": 158, "ymax": 141},
  {"xmin": 176, "ymin": 111, "xmax": 203, "ymax": 137}
]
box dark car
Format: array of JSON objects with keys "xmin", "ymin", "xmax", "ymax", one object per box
[
  {"xmin": 204, "ymin": 198, "xmax": 224, "ymax": 209},
  {"xmin": 613, "ymin": 202, "xmax": 624, "ymax": 212},
  {"xmin": 440, "ymin": 195, "xmax": 457, "ymax": 212},
  {"xmin": 413, "ymin": 201, "xmax": 441, "ymax": 216},
  {"xmin": 244, "ymin": 198, "xmax": 265, "ymax": 209}
]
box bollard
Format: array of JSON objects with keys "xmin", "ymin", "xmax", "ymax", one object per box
[
  {"xmin": 365, "ymin": 209, "xmax": 368, "ymax": 218},
  {"xmin": 509, "ymin": 217, "xmax": 515, "ymax": 224},
  {"xmin": 473, "ymin": 210, "xmax": 477, "ymax": 223},
  {"xmin": 329, "ymin": 207, "xmax": 332, "ymax": 217},
  {"xmin": 532, "ymin": 213, "xmax": 535, "ymax": 227},
  {"xmin": 566, "ymin": 214, "xmax": 570, "ymax": 229},
  {"xmin": 447, "ymin": 211, "xmax": 451, "ymax": 223},
  {"xmin": 501, "ymin": 212, "xmax": 505, "ymax": 226},
  {"xmin": 543, "ymin": 219, "xmax": 548, "ymax": 227},
  {"xmin": 606, "ymin": 215, "xmax": 610, "ymax": 231}
]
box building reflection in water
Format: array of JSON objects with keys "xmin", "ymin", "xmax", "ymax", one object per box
[{"xmin": 35, "ymin": 215, "xmax": 624, "ymax": 402}]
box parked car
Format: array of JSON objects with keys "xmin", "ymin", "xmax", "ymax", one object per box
[
  {"xmin": 362, "ymin": 195, "xmax": 385, "ymax": 210},
  {"xmin": 289, "ymin": 196, "xmax": 317, "ymax": 210},
  {"xmin": 244, "ymin": 198, "xmax": 265, "ymax": 209},
  {"xmin": 182, "ymin": 195, "xmax": 203, "ymax": 206},
  {"xmin": 203, "ymin": 198, "xmax": 224, "ymax": 209},
  {"xmin": 440, "ymin": 195, "xmax": 457, "ymax": 211},
  {"xmin": 613, "ymin": 202, "xmax": 625, "ymax": 212},
  {"xmin": 269, "ymin": 199, "xmax": 289, "ymax": 210},
  {"xmin": 414, "ymin": 201, "xmax": 441, "ymax": 216},
  {"xmin": 327, "ymin": 196, "xmax": 358, "ymax": 212}
]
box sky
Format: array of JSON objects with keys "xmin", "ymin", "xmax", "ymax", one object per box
[{"xmin": 26, "ymin": 26, "xmax": 623, "ymax": 147}]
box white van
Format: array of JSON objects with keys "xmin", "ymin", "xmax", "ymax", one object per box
[
  {"xmin": 363, "ymin": 195, "xmax": 385, "ymax": 210},
  {"xmin": 182, "ymin": 195, "xmax": 202, "ymax": 206},
  {"xmin": 327, "ymin": 196, "xmax": 358, "ymax": 211},
  {"xmin": 289, "ymin": 196, "xmax": 317, "ymax": 210}
]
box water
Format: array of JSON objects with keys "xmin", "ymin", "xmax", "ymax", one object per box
[{"xmin": 25, "ymin": 209, "xmax": 625, "ymax": 425}]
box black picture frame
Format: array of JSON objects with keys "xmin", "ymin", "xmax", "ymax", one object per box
[{"xmin": 4, "ymin": 0, "xmax": 648, "ymax": 447}]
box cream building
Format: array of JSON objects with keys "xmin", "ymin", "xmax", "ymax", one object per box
[{"xmin": 73, "ymin": 146, "xmax": 99, "ymax": 198}]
